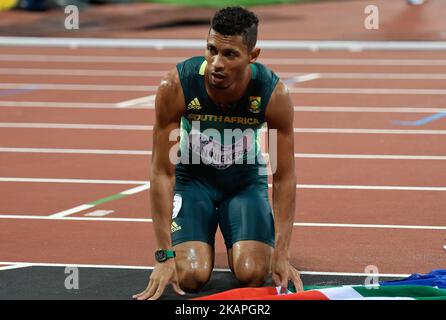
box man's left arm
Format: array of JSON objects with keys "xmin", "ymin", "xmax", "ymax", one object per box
[{"xmin": 265, "ymin": 81, "xmax": 303, "ymax": 292}]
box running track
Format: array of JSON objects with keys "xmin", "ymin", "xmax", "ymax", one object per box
[{"xmin": 0, "ymin": 44, "xmax": 445, "ymax": 286}]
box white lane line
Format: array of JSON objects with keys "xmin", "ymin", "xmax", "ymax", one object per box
[
  {"xmin": 0, "ymin": 101, "xmax": 443, "ymax": 113},
  {"xmin": 293, "ymin": 184, "xmax": 446, "ymax": 191},
  {"xmin": 0, "ymin": 215, "xmax": 152, "ymax": 222},
  {"xmin": 50, "ymin": 204, "xmax": 95, "ymax": 218},
  {"xmin": 264, "ymin": 58, "xmax": 446, "ymax": 66},
  {"xmin": 320, "ymin": 73, "xmax": 446, "ymax": 80},
  {"xmin": 2, "ymin": 53, "xmax": 446, "ymax": 65},
  {"xmin": 121, "ymin": 184, "xmax": 151, "ymax": 195},
  {"xmin": 0, "ymin": 83, "xmax": 157, "ymax": 92},
  {"xmin": 1, "ymin": 36, "xmax": 446, "ymax": 51},
  {"xmin": 2, "ymin": 123, "xmax": 446, "ymax": 134},
  {"xmin": 1, "ymin": 178, "xmax": 445, "ymax": 191},
  {"xmin": 0, "ymin": 123, "xmax": 152, "ymax": 130},
  {"xmin": 50, "ymin": 183, "xmax": 151, "ymax": 218},
  {"xmin": 0, "ymin": 177, "xmax": 147, "ymax": 184},
  {"xmin": 0, "ymin": 148, "xmax": 152, "ymax": 155},
  {"xmin": 0, "ymin": 54, "xmax": 186, "ymax": 63},
  {"xmin": 0, "ymin": 68, "xmax": 165, "ymax": 77},
  {"xmin": 2, "ymin": 148, "xmax": 446, "ymax": 160},
  {"xmin": 0, "ymin": 101, "xmax": 130, "ymax": 109},
  {"xmin": 290, "ymin": 88, "xmax": 446, "ymax": 95},
  {"xmin": 294, "ymin": 106, "xmax": 446, "ymax": 113},
  {"xmin": 289, "ymin": 73, "xmax": 321, "ymax": 83},
  {"xmin": 0, "ymin": 261, "xmax": 157, "ymax": 271},
  {"xmin": 294, "ymin": 153, "xmax": 446, "ymax": 160},
  {"xmin": 84, "ymin": 210, "xmax": 115, "ymax": 217},
  {"xmin": 4, "ymin": 80, "xmax": 446, "ymax": 94},
  {"xmin": 5, "ymin": 83, "xmax": 445, "ymax": 94},
  {"xmin": 0, "ymin": 264, "xmax": 33, "ymax": 271},
  {"xmin": 294, "ymin": 128, "xmax": 446, "ymax": 135},
  {"xmin": 115, "ymin": 95, "xmax": 156, "ymax": 108},
  {"xmin": 0, "ymin": 215, "xmax": 444, "ymax": 231},
  {"xmin": 3, "ymin": 68, "xmax": 446, "ymax": 81},
  {"xmin": 0, "ymin": 260, "xmax": 411, "ymax": 277},
  {"xmin": 293, "ymin": 222, "xmax": 446, "ymax": 230},
  {"xmin": 298, "ymin": 271, "xmax": 410, "ymax": 277}
]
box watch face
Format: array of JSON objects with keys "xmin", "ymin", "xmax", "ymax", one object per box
[{"xmin": 155, "ymin": 250, "xmax": 166, "ymax": 262}]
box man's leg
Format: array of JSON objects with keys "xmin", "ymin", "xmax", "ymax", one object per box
[
  {"xmin": 227, "ymin": 240, "xmax": 272, "ymax": 286},
  {"xmin": 219, "ymin": 184, "xmax": 275, "ymax": 286},
  {"xmin": 170, "ymin": 180, "xmax": 218, "ymax": 292},
  {"xmin": 174, "ymin": 241, "xmax": 214, "ymax": 292}
]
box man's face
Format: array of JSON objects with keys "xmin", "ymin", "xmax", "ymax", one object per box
[{"xmin": 205, "ymin": 29, "xmax": 254, "ymax": 90}]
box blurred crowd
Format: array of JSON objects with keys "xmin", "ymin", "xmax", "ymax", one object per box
[
  {"xmin": 0, "ymin": 0, "xmax": 428, "ymax": 13},
  {"xmin": 1, "ymin": 0, "xmax": 131, "ymax": 11}
]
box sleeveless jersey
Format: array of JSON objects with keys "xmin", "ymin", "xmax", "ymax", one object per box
[{"xmin": 176, "ymin": 56, "xmax": 279, "ymax": 171}]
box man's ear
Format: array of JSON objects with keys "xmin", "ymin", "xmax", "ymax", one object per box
[{"xmin": 249, "ymin": 47, "xmax": 261, "ymax": 63}]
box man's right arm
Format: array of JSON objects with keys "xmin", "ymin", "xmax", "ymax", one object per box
[
  {"xmin": 150, "ymin": 69, "xmax": 184, "ymax": 251},
  {"xmin": 133, "ymin": 68, "xmax": 185, "ymax": 300}
]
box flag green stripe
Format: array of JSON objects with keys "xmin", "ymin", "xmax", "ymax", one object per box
[{"xmin": 353, "ymin": 285, "xmax": 446, "ymax": 299}]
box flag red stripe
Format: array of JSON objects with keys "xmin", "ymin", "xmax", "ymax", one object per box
[{"xmin": 193, "ymin": 287, "xmax": 330, "ymax": 300}]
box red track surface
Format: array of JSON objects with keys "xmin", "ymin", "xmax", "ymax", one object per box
[{"xmin": 1, "ymin": 43, "xmax": 446, "ymax": 277}]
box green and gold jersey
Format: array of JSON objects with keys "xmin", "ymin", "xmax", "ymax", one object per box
[{"xmin": 176, "ymin": 56, "xmax": 279, "ymax": 170}]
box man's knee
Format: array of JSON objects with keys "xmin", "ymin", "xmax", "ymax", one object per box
[
  {"xmin": 174, "ymin": 241, "xmax": 214, "ymax": 293},
  {"xmin": 233, "ymin": 257, "xmax": 270, "ymax": 287},
  {"xmin": 177, "ymin": 265, "xmax": 211, "ymax": 292},
  {"xmin": 229, "ymin": 241, "xmax": 272, "ymax": 287}
]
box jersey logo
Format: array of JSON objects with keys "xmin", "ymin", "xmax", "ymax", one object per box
[
  {"xmin": 171, "ymin": 221, "xmax": 182, "ymax": 233},
  {"xmin": 188, "ymin": 98, "xmax": 202, "ymax": 110},
  {"xmin": 248, "ymin": 96, "xmax": 261, "ymax": 114}
]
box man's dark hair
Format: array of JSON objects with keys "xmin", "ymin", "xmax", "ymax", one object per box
[{"xmin": 210, "ymin": 6, "xmax": 259, "ymax": 52}]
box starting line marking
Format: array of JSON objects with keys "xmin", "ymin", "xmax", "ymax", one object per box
[{"xmin": 0, "ymin": 261, "xmax": 414, "ymax": 277}]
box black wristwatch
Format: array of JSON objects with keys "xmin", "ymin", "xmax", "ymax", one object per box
[{"xmin": 155, "ymin": 249, "xmax": 176, "ymax": 263}]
